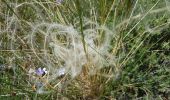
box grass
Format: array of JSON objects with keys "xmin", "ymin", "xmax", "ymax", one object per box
[{"xmin": 0, "ymin": 0, "xmax": 170, "ymax": 99}]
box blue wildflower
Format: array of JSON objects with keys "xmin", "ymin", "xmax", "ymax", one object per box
[
  {"xmin": 56, "ymin": 0, "xmax": 63, "ymax": 4},
  {"xmin": 35, "ymin": 67, "xmax": 47, "ymax": 76}
]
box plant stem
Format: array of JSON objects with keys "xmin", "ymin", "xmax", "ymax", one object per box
[{"xmin": 76, "ymin": 0, "xmax": 88, "ymax": 60}]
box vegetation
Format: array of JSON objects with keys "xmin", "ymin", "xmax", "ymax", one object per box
[{"xmin": 0, "ymin": 0, "xmax": 170, "ymax": 99}]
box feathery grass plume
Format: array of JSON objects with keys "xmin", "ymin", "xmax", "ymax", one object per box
[{"xmin": 29, "ymin": 21, "xmax": 116, "ymax": 78}]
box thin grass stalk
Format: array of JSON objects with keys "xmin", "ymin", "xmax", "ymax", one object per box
[{"xmin": 75, "ymin": 0, "xmax": 88, "ymax": 60}]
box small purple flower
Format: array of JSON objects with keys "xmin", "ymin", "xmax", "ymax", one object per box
[
  {"xmin": 56, "ymin": 0, "xmax": 63, "ymax": 4},
  {"xmin": 35, "ymin": 68, "xmax": 47, "ymax": 76}
]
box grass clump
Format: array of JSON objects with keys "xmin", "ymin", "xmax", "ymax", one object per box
[{"xmin": 0, "ymin": 0, "xmax": 170, "ymax": 99}]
